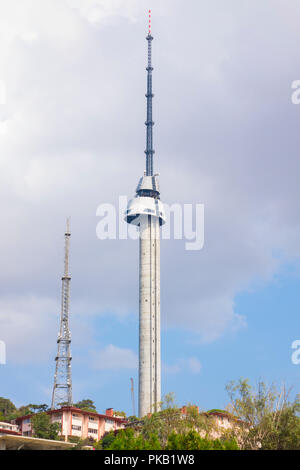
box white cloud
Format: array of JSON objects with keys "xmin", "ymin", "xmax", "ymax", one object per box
[
  {"xmin": 91, "ymin": 344, "xmax": 138, "ymax": 370},
  {"xmin": 0, "ymin": 295, "xmax": 58, "ymax": 363},
  {"xmin": 163, "ymin": 357, "xmax": 202, "ymax": 375},
  {"xmin": 0, "ymin": 295, "xmax": 93, "ymax": 364},
  {"xmin": 0, "ymin": 0, "xmax": 300, "ymax": 362},
  {"xmin": 66, "ymin": 0, "xmax": 140, "ymax": 25},
  {"xmin": 187, "ymin": 357, "xmax": 202, "ymax": 374}
]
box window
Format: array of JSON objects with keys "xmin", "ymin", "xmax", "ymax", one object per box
[
  {"xmin": 1, "ymin": 424, "xmax": 12, "ymax": 430},
  {"xmin": 106, "ymin": 419, "xmax": 114, "ymax": 425},
  {"xmin": 89, "ymin": 416, "xmax": 96, "ymax": 422},
  {"xmin": 88, "ymin": 428, "xmax": 98, "ymax": 434},
  {"xmin": 52, "ymin": 414, "xmax": 62, "ymax": 421},
  {"xmin": 23, "ymin": 418, "xmax": 31, "ymax": 424},
  {"xmin": 72, "ymin": 413, "xmax": 80, "ymax": 418},
  {"xmin": 72, "ymin": 425, "xmax": 82, "ymax": 431}
]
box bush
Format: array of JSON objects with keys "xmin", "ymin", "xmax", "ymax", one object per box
[
  {"xmin": 165, "ymin": 430, "xmax": 239, "ymax": 450},
  {"xmin": 107, "ymin": 428, "xmax": 161, "ymax": 451}
]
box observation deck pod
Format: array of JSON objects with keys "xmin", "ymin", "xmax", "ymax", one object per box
[
  {"xmin": 125, "ymin": 175, "xmax": 166, "ymax": 226},
  {"xmin": 125, "ymin": 197, "xmax": 166, "ymax": 226},
  {"xmin": 136, "ymin": 175, "xmax": 160, "ymax": 198}
]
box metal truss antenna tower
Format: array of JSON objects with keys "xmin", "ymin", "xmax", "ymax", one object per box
[{"xmin": 51, "ymin": 219, "xmax": 72, "ymax": 409}]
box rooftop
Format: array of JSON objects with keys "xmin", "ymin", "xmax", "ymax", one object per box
[{"xmin": 15, "ymin": 406, "xmax": 128, "ymax": 424}]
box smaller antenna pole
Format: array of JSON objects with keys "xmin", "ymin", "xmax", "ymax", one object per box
[{"xmin": 130, "ymin": 378, "xmax": 136, "ymax": 417}]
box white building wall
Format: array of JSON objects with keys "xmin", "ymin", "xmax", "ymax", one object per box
[
  {"xmin": 0, "ymin": 422, "xmax": 19, "ymax": 432},
  {"xmin": 62, "ymin": 411, "xmax": 70, "ymax": 437},
  {"xmin": 104, "ymin": 419, "xmax": 115, "ymax": 432}
]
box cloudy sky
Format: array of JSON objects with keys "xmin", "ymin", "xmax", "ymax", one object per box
[{"xmin": 0, "ymin": 0, "xmax": 300, "ymax": 414}]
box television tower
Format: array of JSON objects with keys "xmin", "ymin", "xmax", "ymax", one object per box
[
  {"xmin": 51, "ymin": 219, "xmax": 72, "ymax": 409},
  {"xmin": 125, "ymin": 11, "xmax": 166, "ymax": 417}
]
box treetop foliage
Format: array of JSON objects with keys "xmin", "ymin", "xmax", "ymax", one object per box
[
  {"xmin": 73, "ymin": 399, "xmax": 97, "ymax": 413},
  {"xmin": 31, "ymin": 413, "xmax": 60, "ymax": 441},
  {"xmin": 225, "ymin": 378, "xmax": 300, "ymax": 450}
]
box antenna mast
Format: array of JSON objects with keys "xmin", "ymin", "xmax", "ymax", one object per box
[
  {"xmin": 145, "ymin": 10, "xmax": 154, "ymax": 176},
  {"xmin": 130, "ymin": 377, "xmax": 136, "ymax": 417},
  {"xmin": 51, "ymin": 219, "xmax": 73, "ymax": 409}
]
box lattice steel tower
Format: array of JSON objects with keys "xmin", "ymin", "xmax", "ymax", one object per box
[
  {"xmin": 125, "ymin": 11, "xmax": 166, "ymax": 417},
  {"xmin": 51, "ymin": 219, "xmax": 72, "ymax": 409}
]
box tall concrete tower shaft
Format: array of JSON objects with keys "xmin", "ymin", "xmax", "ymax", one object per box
[
  {"xmin": 125, "ymin": 14, "xmax": 166, "ymax": 418},
  {"xmin": 51, "ymin": 219, "xmax": 72, "ymax": 409},
  {"xmin": 139, "ymin": 214, "xmax": 161, "ymax": 417}
]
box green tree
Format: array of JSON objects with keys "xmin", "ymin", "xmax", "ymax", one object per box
[
  {"xmin": 107, "ymin": 428, "xmax": 161, "ymax": 450},
  {"xmin": 104, "ymin": 428, "xmax": 238, "ymax": 451},
  {"xmin": 26, "ymin": 404, "xmax": 49, "ymax": 414},
  {"xmin": 226, "ymin": 378, "xmax": 300, "ymax": 450},
  {"xmin": 165, "ymin": 430, "xmax": 239, "ymax": 450},
  {"xmin": 0, "ymin": 397, "xmax": 16, "ymax": 417},
  {"xmin": 0, "ymin": 399, "xmax": 49, "ymax": 421},
  {"xmin": 141, "ymin": 395, "xmax": 216, "ymax": 447},
  {"xmin": 95, "ymin": 431, "xmax": 116, "ymax": 450},
  {"xmin": 127, "ymin": 415, "xmax": 138, "ymax": 423},
  {"xmin": 31, "ymin": 412, "xmax": 60, "ymax": 440},
  {"xmin": 15, "ymin": 405, "xmax": 31, "ymax": 418},
  {"xmin": 73, "ymin": 399, "xmax": 97, "ymax": 413},
  {"xmin": 113, "ymin": 410, "xmax": 126, "ymax": 418},
  {"xmin": 94, "ymin": 392, "xmax": 239, "ymax": 450},
  {"xmin": 70, "ymin": 437, "xmax": 96, "ymax": 450}
]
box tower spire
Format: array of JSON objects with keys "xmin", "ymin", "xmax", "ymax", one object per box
[
  {"xmin": 51, "ymin": 219, "xmax": 72, "ymax": 409},
  {"xmin": 125, "ymin": 13, "xmax": 166, "ymax": 417},
  {"xmin": 145, "ymin": 9, "xmax": 154, "ymax": 176}
]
